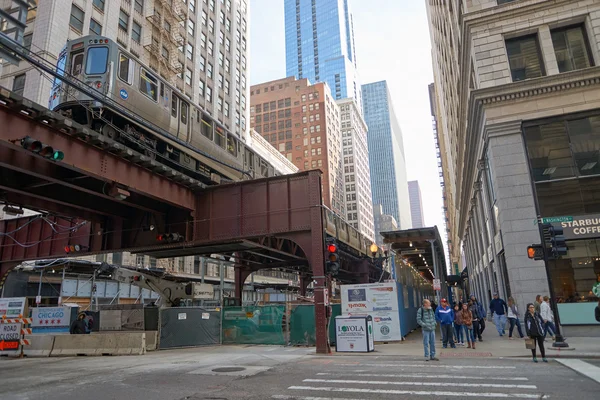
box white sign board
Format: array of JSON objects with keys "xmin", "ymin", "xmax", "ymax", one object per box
[
  {"xmin": 0, "ymin": 297, "xmax": 26, "ymax": 318},
  {"xmin": 341, "ymin": 282, "xmax": 402, "ymax": 341},
  {"xmin": 0, "ymin": 322, "xmax": 21, "ymax": 341},
  {"xmin": 433, "ymin": 279, "xmax": 441, "ymax": 291},
  {"xmin": 32, "ymin": 307, "xmax": 71, "ymax": 328},
  {"xmin": 178, "ymin": 313, "xmax": 187, "ymax": 320},
  {"xmin": 202, "ymin": 313, "xmax": 210, "ymax": 320},
  {"xmin": 335, "ymin": 316, "xmax": 369, "ymax": 352}
]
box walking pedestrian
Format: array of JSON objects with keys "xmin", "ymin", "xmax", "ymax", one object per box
[
  {"xmin": 453, "ymin": 304, "xmax": 464, "ymax": 346},
  {"xmin": 534, "ymin": 295, "xmax": 542, "ymax": 314},
  {"xmin": 435, "ymin": 298, "xmax": 456, "ymax": 349},
  {"xmin": 468, "ymin": 299, "xmax": 480, "ymax": 343},
  {"xmin": 507, "ymin": 297, "xmax": 525, "ymax": 339},
  {"xmin": 416, "ymin": 299, "xmax": 439, "ymax": 361},
  {"xmin": 69, "ymin": 313, "xmax": 87, "ymax": 335},
  {"xmin": 595, "ymin": 299, "xmax": 600, "ymax": 323},
  {"xmin": 459, "ymin": 303, "xmax": 475, "ymax": 349},
  {"xmin": 525, "ymin": 303, "xmax": 548, "ymax": 363},
  {"xmin": 540, "ymin": 296, "xmax": 556, "ymax": 340},
  {"xmin": 489, "ymin": 293, "xmax": 508, "ymax": 336},
  {"xmin": 470, "ymin": 295, "xmax": 485, "ymax": 341}
]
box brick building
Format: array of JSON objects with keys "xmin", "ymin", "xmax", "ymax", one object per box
[{"xmin": 250, "ymin": 77, "xmax": 345, "ymax": 216}]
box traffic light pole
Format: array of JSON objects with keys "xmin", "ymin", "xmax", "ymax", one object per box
[{"xmin": 537, "ymin": 216, "xmax": 568, "ymax": 348}]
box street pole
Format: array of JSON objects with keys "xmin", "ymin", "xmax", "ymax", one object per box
[{"xmin": 537, "ymin": 215, "xmax": 568, "ymax": 348}]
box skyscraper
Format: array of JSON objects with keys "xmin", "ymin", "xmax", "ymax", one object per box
[
  {"xmin": 362, "ymin": 81, "xmax": 411, "ymax": 231},
  {"xmin": 284, "ymin": 0, "xmax": 361, "ymax": 110},
  {"xmin": 408, "ymin": 181, "xmax": 424, "ymax": 228}
]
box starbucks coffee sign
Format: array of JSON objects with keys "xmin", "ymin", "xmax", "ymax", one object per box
[{"xmin": 551, "ymin": 214, "xmax": 600, "ymax": 240}]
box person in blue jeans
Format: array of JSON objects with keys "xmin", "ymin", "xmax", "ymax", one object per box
[
  {"xmin": 417, "ymin": 299, "xmax": 439, "ymax": 361},
  {"xmin": 435, "ymin": 298, "xmax": 456, "ymax": 348},
  {"xmin": 490, "ymin": 293, "xmax": 508, "ymax": 336}
]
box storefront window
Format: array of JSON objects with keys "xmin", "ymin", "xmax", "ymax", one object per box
[{"xmin": 548, "ymin": 239, "xmax": 600, "ymax": 302}]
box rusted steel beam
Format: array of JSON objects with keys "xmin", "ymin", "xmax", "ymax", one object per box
[{"xmin": 0, "ymin": 106, "xmax": 195, "ymax": 210}]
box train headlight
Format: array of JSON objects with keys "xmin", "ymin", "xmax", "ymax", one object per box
[{"xmin": 94, "ymin": 81, "xmax": 102, "ymax": 89}]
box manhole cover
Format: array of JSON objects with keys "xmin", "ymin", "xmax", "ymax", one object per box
[{"xmin": 212, "ymin": 367, "xmax": 246, "ymax": 373}]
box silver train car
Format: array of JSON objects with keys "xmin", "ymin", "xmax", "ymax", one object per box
[{"xmin": 48, "ymin": 35, "xmax": 276, "ymax": 183}]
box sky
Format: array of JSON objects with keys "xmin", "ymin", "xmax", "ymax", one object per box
[{"xmin": 248, "ymin": 0, "xmax": 446, "ymax": 256}]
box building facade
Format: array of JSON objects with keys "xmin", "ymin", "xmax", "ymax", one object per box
[
  {"xmin": 337, "ymin": 98, "xmax": 374, "ymax": 241},
  {"xmin": 427, "ymin": 0, "xmax": 600, "ymax": 331},
  {"xmin": 408, "ymin": 180, "xmax": 425, "ymax": 229},
  {"xmin": 0, "ymin": 0, "xmax": 250, "ymax": 140},
  {"xmin": 373, "ymin": 204, "xmax": 398, "ymax": 247},
  {"xmin": 249, "ymin": 76, "xmax": 344, "ymax": 215},
  {"xmin": 284, "ymin": 0, "xmax": 361, "ymax": 110},
  {"xmin": 362, "ymin": 81, "xmax": 412, "ymax": 231}
]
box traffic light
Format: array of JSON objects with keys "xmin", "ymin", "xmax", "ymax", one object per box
[
  {"xmin": 156, "ymin": 233, "xmax": 184, "ymax": 243},
  {"xmin": 21, "ymin": 136, "xmax": 64, "ymax": 161},
  {"xmin": 549, "ymin": 225, "xmax": 568, "ymax": 257},
  {"xmin": 527, "ymin": 244, "xmax": 544, "ymax": 261},
  {"xmin": 325, "ymin": 238, "xmax": 340, "ymax": 276},
  {"xmin": 64, "ymin": 244, "xmax": 85, "ymax": 254}
]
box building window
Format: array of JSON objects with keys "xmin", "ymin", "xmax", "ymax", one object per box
[
  {"xmin": 199, "ymin": 54, "xmax": 205, "ymax": 71},
  {"xmin": 89, "ymin": 18, "xmax": 102, "ymax": 35},
  {"xmin": 12, "ymin": 73, "xmax": 25, "ymax": 95},
  {"xmin": 119, "ymin": 9, "xmax": 129, "ymax": 32},
  {"xmin": 23, "ymin": 33, "xmax": 32, "ymax": 50},
  {"xmin": 186, "ymin": 43, "xmax": 193, "ymax": 60},
  {"xmin": 132, "ymin": 21, "xmax": 142, "ymax": 43},
  {"xmin": 206, "ymin": 86, "xmax": 212, "ymax": 102},
  {"xmin": 134, "ymin": 0, "xmax": 144, "ymax": 14},
  {"xmin": 551, "ymin": 25, "xmax": 593, "ymax": 73},
  {"xmin": 506, "ymin": 34, "xmax": 544, "ymax": 81},
  {"xmin": 188, "ymin": 19, "xmax": 195, "ymax": 36},
  {"xmin": 199, "ymin": 79, "xmax": 205, "ymax": 97},
  {"xmin": 189, "ymin": 0, "xmax": 196, "ymax": 13},
  {"xmin": 185, "ymin": 68, "xmax": 192, "ymax": 86},
  {"xmin": 208, "ymin": 40, "xmax": 214, "ymax": 56},
  {"xmin": 207, "ymin": 63, "xmax": 213, "ymax": 79},
  {"xmin": 93, "ymin": 0, "xmax": 105, "ymax": 11},
  {"xmin": 70, "ymin": 5, "xmax": 84, "ymax": 32}
]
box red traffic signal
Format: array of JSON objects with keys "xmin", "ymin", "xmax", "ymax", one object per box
[
  {"xmin": 21, "ymin": 136, "xmax": 64, "ymax": 161},
  {"xmin": 64, "ymin": 244, "xmax": 82, "ymax": 253},
  {"xmin": 327, "ymin": 243, "xmax": 337, "ymax": 253},
  {"xmin": 527, "ymin": 244, "xmax": 544, "ymax": 261},
  {"xmin": 156, "ymin": 233, "xmax": 183, "ymax": 242}
]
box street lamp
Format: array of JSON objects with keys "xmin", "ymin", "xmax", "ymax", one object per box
[{"xmin": 370, "ymin": 243, "xmax": 389, "ymax": 271}]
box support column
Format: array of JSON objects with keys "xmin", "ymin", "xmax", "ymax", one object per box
[
  {"xmin": 234, "ymin": 264, "xmax": 251, "ymax": 306},
  {"xmin": 428, "ymin": 239, "xmax": 440, "ymax": 301},
  {"xmin": 308, "ymin": 171, "xmax": 330, "ymax": 354},
  {"xmin": 299, "ymin": 275, "xmax": 310, "ymax": 296}
]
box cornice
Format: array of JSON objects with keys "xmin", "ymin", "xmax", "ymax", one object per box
[{"xmin": 463, "ymin": 0, "xmax": 573, "ymax": 27}]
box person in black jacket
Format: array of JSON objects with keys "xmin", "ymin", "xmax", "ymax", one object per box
[
  {"xmin": 595, "ymin": 300, "xmax": 600, "ymax": 323},
  {"xmin": 524, "ymin": 303, "xmax": 547, "ymax": 363},
  {"xmin": 69, "ymin": 313, "xmax": 87, "ymax": 335}
]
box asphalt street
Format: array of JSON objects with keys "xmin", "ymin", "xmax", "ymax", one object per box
[{"xmin": 0, "ymin": 346, "xmax": 599, "ymax": 400}]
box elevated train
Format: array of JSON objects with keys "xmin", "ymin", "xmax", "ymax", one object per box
[
  {"xmin": 49, "ymin": 35, "xmax": 277, "ymax": 183},
  {"xmin": 47, "ymin": 35, "xmax": 377, "ymax": 260}
]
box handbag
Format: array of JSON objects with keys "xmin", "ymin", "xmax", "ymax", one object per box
[{"xmin": 525, "ymin": 338, "xmax": 536, "ymax": 350}]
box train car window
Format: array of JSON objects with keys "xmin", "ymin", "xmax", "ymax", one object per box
[
  {"xmin": 260, "ymin": 159, "xmax": 268, "ymax": 177},
  {"xmin": 53, "ymin": 53, "xmax": 67, "ymax": 87},
  {"xmin": 171, "ymin": 95, "xmax": 178, "ymax": 117},
  {"xmin": 227, "ymin": 134, "xmax": 237, "ymax": 157},
  {"xmin": 139, "ymin": 69, "xmax": 158, "ymax": 101},
  {"xmin": 180, "ymin": 101, "xmax": 188, "ymax": 124},
  {"xmin": 160, "ymin": 82, "xmax": 165, "ymax": 98},
  {"xmin": 85, "ymin": 47, "xmax": 109, "ymax": 74},
  {"xmin": 118, "ymin": 53, "xmax": 130, "ymax": 83},
  {"xmin": 71, "ymin": 52, "xmax": 84, "ymax": 76},
  {"xmin": 215, "ymin": 126, "xmax": 226, "ymax": 149},
  {"xmin": 201, "ymin": 115, "xmax": 212, "ymax": 139}
]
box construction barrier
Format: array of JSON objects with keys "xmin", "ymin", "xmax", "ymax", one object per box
[
  {"xmin": 145, "ymin": 331, "xmax": 158, "ymax": 352},
  {"xmin": 50, "ymin": 332, "xmax": 147, "ymax": 356},
  {"xmin": 23, "ymin": 334, "xmax": 56, "ymax": 357}
]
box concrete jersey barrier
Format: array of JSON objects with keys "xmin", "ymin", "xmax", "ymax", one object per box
[{"xmin": 50, "ymin": 332, "xmax": 147, "ymax": 357}]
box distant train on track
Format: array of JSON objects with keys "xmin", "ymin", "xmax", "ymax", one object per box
[{"xmin": 48, "ymin": 35, "xmax": 278, "ymax": 183}]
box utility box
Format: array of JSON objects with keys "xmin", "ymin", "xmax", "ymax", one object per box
[{"xmin": 334, "ymin": 315, "xmax": 374, "ymax": 352}]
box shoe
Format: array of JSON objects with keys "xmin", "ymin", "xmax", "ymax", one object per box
[
  {"xmin": 503, "ymin": 330, "xmax": 506, "ymax": 334},
  {"xmin": 451, "ymin": 345, "xmax": 457, "ymax": 349},
  {"xmin": 479, "ymin": 338, "xmax": 483, "ymax": 342},
  {"xmin": 509, "ymin": 337, "xmax": 514, "ymax": 340},
  {"xmin": 467, "ymin": 343, "xmax": 472, "ymax": 349},
  {"xmin": 472, "ymin": 343, "xmax": 476, "ymax": 349},
  {"xmin": 443, "ymin": 345, "xmax": 447, "ymax": 348},
  {"xmin": 542, "ymin": 358, "xmax": 548, "ymax": 363},
  {"xmin": 425, "ymin": 357, "xmax": 430, "ymax": 361},
  {"xmin": 430, "ymin": 357, "xmax": 440, "ymax": 361},
  {"xmin": 533, "ymin": 358, "xmax": 538, "ymax": 363}
]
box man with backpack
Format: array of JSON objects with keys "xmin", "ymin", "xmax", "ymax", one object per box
[{"xmin": 417, "ymin": 299, "xmax": 439, "ymax": 361}]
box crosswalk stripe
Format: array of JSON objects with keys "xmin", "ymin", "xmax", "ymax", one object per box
[
  {"xmin": 316, "ymin": 372, "xmax": 529, "ymax": 381},
  {"xmin": 556, "ymin": 359, "xmax": 600, "ymax": 384},
  {"xmin": 303, "ymin": 378, "xmax": 537, "ymax": 390},
  {"xmin": 273, "ymin": 396, "xmax": 360, "ymax": 400},
  {"xmin": 335, "ymin": 363, "xmax": 516, "ymax": 369},
  {"xmin": 288, "ymin": 386, "xmax": 548, "ymax": 398}
]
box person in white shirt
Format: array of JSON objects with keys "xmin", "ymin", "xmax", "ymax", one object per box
[
  {"xmin": 507, "ymin": 297, "xmax": 524, "ymax": 339},
  {"xmin": 540, "ymin": 296, "xmax": 556, "ymax": 340}
]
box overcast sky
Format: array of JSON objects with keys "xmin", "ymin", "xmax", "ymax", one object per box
[{"xmin": 249, "ymin": 0, "xmax": 446, "ymax": 261}]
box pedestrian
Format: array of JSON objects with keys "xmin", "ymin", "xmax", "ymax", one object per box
[
  {"xmin": 70, "ymin": 312, "xmax": 87, "ymax": 335},
  {"xmin": 540, "ymin": 295, "xmax": 556, "ymax": 340},
  {"xmin": 453, "ymin": 304, "xmax": 464, "ymax": 345},
  {"xmin": 525, "ymin": 303, "xmax": 548, "ymax": 363},
  {"xmin": 459, "ymin": 303, "xmax": 475, "ymax": 349},
  {"xmin": 595, "ymin": 299, "xmax": 600, "ymax": 323},
  {"xmin": 489, "ymin": 293, "xmax": 508, "ymax": 336},
  {"xmin": 470, "ymin": 295, "xmax": 485, "ymax": 341},
  {"xmin": 507, "ymin": 297, "xmax": 525, "ymax": 339},
  {"xmin": 534, "ymin": 295, "xmax": 542, "ymax": 314},
  {"xmin": 435, "ymin": 298, "xmax": 456, "ymax": 349},
  {"xmin": 416, "ymin": 299, "xmax": 439, "ymax": 361},
  {"xmin": 468, "ymin": 299, "xmax": 481, "ymax": 343}
]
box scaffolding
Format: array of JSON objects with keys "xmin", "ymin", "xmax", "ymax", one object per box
[{"xmin": 145, "ymin": 0, "xmax": 186, "ymax": 80}]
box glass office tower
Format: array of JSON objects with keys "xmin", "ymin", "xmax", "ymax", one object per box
[{"xmin": 284, "ymin": 0, "xmax": 361, "ymax": 110}]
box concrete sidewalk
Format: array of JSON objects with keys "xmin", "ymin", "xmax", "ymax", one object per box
[{"xmin": 333, "ymin": 324, "xmax": 600, "ymax": 359}]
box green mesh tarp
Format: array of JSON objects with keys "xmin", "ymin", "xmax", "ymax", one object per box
[
  {"xmin": 289, "ymin": 304, "xmax": 341, "ymax": 346},
  {"xmin": 222, "ymin": 305, "xmax": 285, "ymax": 345}
]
